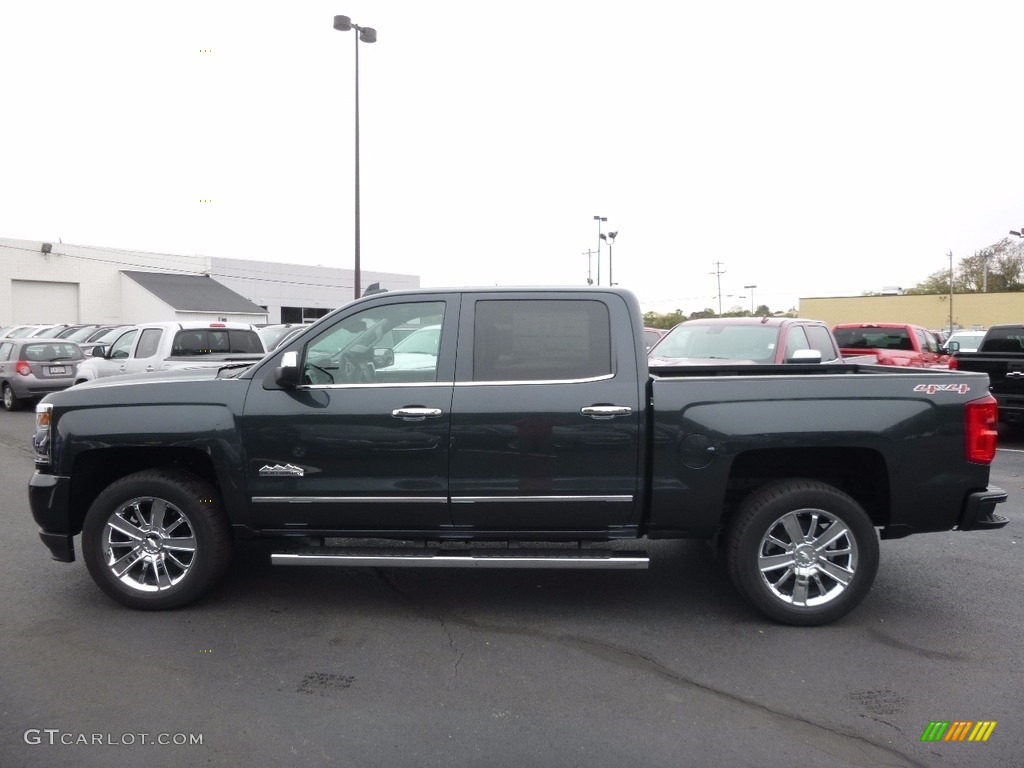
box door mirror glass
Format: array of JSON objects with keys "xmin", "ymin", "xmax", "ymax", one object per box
[{"xmin": 373, "ymin": 348, "xmax": 395, "ymax": 369}]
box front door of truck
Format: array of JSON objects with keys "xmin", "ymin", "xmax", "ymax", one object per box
[
  {"xmin": 448, "ymin": 293, "xmax": 642, "ymax": 533},
  {"xmin": 241, "ymin": 297, "xmax": 458, "ymax": 532}
]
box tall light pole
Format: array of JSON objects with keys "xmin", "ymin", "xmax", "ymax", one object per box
[
  {"xmin": 593, "ymin": 216, "xmax": 607, "ymax": 286},
  {"xmin": 600, "ymin": 231, "xmax": 618, "ymax": 285},
  {"xmin": 333, "ymin": 15, "xmax": 377, "ymax": 300},
  {"xmin": 744, "ymin": 284, "xmax": 757, "ymax": 315},
  {"xmin": 583, "ymin": 249, "xmax": 596, "ymax": 285}
]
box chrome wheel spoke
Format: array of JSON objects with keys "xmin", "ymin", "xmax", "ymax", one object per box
[
  {"xmin": 154, "ymin": 558, "xmax": 174, "ymax": 589},
  {"xmin": 759, "ymin": 552, "xmax": 795, "ymax": 572},
  {"xmin": 107, "ymin": 516, "xmax": 146, "ymax": 542},
  {"xmin": 813, "ymin": 520, "xmax": 850, "ymax": 551},
  {"xmin": 111, "ymin": 548, "xmax": 146, "ymax": 576},
  {"xmin": 163, "ymin": 535, "xmax": 197, "ymax": 553},
  {"xmin": 791, "ymin": 575, "xmax": 809, "ymax": 605},
  {"xmin": 780, "ymin": 512, "xmax": 805, "ymax": 544},
  {"xmin": 817, "ymin": 558, "xmax": 854, "ymax": 586},
  {"xmin": 150, "ymin": 499, "xmax": 168, "ymax": 531}
]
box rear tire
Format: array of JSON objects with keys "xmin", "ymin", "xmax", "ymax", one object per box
[
  {"xmin": 727, "ymin": 479, "xmax": 879, "ymax": 626},
  {"xmin": 81, "ymin": 469, "xmax": 232, "ymax": 609}
]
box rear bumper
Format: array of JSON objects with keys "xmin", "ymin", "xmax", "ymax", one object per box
[
  {"xmin": 28, "ymin": 472, "xmax": 75, "ymax": 562},
  {"xmin": 958, "ymin": 485, "xmax": 1009, "ymax": 531}
]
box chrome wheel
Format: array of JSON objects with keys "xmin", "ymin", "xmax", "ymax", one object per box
[
  {"xmin": 101, "ymin": 496, "xmax": 198, "ymax": 593},
  {"xmin": 728, "ymin": 479, "xmax": 879, "ymax": 625},
  {"xmin": 3, "ymin": 384, "xmax": 17, "ymax": 411},
  {"xmin": 757, "ymin": 508, "xmax": 857, "ymax": 607}
]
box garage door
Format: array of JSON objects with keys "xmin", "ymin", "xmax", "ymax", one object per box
[{"xmin": 11, "ymin": 280, "xmax": 80, "ymax": 323}]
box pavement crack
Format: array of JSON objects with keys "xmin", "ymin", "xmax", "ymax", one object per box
[
  {"xmin": 373, "ymin": 570, "xmax": 463, "ymax": 684},
  {"xmin": 452, "ymin": 615, "xmax": 929, "ymax": 768}
]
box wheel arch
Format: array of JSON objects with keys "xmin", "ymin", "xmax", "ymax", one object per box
[
  {"xmin": 721, "ymin": 447, "xmax": 890, "ymax": 535},
  {"xmin": 68, "ymin": 447, "xmax": 226, "ymax": 536}
]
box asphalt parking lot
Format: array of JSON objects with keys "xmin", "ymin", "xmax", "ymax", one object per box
[{"xmin": 0, "ymin": 409, "xmax": 1021, "ymax": 768}]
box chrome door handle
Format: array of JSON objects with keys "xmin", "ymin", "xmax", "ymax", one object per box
[
  {"xmin": 392, "ymin": 407, "xmax": 444, "ymax": 421},
  {"xmin": 581, "ymin": 405, "xmax": 633, "ymax": 419}
]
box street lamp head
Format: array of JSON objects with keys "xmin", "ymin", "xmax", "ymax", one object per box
[
  {"xmin": 607, "ymin": 231, "xmax": 618, "ymax": 240},
  {"xmin": 359, "ymin": 27, "xmax": 377, "ymax": 43},
  {"xmin": 594, "ymin": 216, "xmax": 607, "ymax": 222},
  {"xmin": 1011, "ymin": 230, "xmax": 1023, "ymax": 238},
  {"xmin": 333, "ymin": 15, "xmax": 353, "ymax": 31}
]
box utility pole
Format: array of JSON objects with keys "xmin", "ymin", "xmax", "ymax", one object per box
[
  {"xmin": 583, "ymin": 249, "xmax": 597, "ymax": 285},
  {"xmin": 709, "ymin": 261, "xmax": 726, "ymax": 316},
  {"xmin": 948, "ymin": 250, "xmax": 954, "ymax": 334}
]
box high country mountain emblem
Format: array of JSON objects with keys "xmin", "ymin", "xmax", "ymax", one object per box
[{"xmin": 258, "ymin": 463, "xmax": 305, "ymax": 477}]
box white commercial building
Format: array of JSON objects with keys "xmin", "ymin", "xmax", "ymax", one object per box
[{"xmin": 0, "ymin": 237, "xmax": 420, "ymax": 326}]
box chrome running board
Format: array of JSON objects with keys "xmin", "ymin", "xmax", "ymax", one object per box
[{"xmin": 271, "ymin": 546, "xmax": 649, "ymax": 570}]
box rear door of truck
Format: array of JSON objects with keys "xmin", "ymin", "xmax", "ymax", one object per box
[{"xmin": 448, "ymin": 291, "xmax": 643, "ymax": 533}]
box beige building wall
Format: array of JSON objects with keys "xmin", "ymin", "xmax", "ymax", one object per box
[{"xmin": 797, "ymin": 293, "xmax": 1024, "ymax": 330}]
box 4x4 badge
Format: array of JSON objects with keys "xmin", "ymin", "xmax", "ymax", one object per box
[{"xmin": 258, "ymin": 463, "xmax": 305, "ymax": 477}]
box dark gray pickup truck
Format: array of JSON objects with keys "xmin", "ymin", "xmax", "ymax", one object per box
[
  {"xmin": 28, "ymin": 288, "xmax": 1008, "ymax": 625},
  {"xmin": 949, "ymin": 323, "xmax": 1024, "ymax": 427}
]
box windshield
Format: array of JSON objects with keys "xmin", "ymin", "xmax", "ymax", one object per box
[{"xmin": 653, "ymin": 324, "xmax": 779, "ymax": 362}]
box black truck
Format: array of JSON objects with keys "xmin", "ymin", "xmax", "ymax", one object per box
[
  {"xmin": 949, "ymin": 323, "xmax": 1024, "ymax": 427},
  {"xmin": 28, "ymin": 288, "xmax": 1008, "ymax": 625}
]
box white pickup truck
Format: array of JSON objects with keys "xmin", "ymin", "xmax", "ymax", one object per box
[{"xmin": 73, "ymin": 321, "xmax": 266, "ymax": 383}]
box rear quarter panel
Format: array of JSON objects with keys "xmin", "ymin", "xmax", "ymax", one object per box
[{"xmin": 647, "ymin": 368, "xmax": 992, "ymax": 537}]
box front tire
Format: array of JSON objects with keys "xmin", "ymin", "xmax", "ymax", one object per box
[
  {"xmin": 81, "ymin": 469, "xmax": 232, "ymax": 609},
  {"xmin": 727, "ymin": 479, "xmax": 879, "ymax": 626}
]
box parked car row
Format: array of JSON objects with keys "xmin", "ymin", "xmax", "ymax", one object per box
[
  {"xmin": 646, "ymin": 317, "xmax": 972, "ymax": 369},
  {"xmin": 0, "ymin": 320, "xmax": 268, "ymax": 411}
]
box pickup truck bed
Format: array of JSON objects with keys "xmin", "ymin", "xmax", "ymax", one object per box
[{"xmin": 27, "ymin": 288, "xmax": 1007, "ymax": 626}]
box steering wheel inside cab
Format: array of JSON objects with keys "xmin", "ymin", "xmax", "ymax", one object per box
[{"xmin": 304, "ymin": 348, "xmax": 376, "ymax": 385}]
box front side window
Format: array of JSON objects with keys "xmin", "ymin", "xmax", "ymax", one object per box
[
  {"xmin": 784, "ymin": 326, "xmax": 811, "ymax": 359},
  {"xmin": 109, "ymin": 330, "xmax": 138, "ymax": 360},
  {"xmin": 473, "ymin": 300, "xmax": 611, "ymax": 382},
  {"xmin": 303, "ymin": 301, "xmax": 445, "ymax": 385}
]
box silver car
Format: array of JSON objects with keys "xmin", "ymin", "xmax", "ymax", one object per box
[{"xmin": 0, "ymin": 339, "xmax": 84, "ymax": 411}]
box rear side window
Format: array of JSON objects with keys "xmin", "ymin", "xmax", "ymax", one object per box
[
  {"xmin": 805, "ymin": 325, "xmax": 839, "ymax": 361},
  {"xmin": 0, "ymin": 342, "xmax": 12, "ymax": 361},
  {"xmin": 136, "ymin": 329, "xmax": 163, "ymax": 358},
  {"xmin": 473, "ymin": 299, "xmax": 611, "ymax": 382}
]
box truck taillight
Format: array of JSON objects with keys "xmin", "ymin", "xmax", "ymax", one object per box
[
  {"xmin": 965, "ymin": 395, "xmax": 998, "ymax": 464},
  {"xmin": 16, "ymin": 361, "xmax": 31, "ymax": 376},
  {"xmin": 948, "ymin": 357, "xmax": 959, "ymax": 370}
]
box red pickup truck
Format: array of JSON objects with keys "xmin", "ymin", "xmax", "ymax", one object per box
[{"xmin": 832, "ymin": 323, "xmax": 950, "ymax": 368}]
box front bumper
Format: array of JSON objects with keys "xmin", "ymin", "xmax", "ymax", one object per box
[
  {"xmin": 958, "ymin": 485, "xmax": 1009, "ymax": 531},
  {"xmin": 28, "ymin": 472, "xmax": 75, "ymax": 562}
]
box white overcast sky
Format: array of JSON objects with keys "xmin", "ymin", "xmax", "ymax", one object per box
[{"xmin": 2, "ymin": 1, "xmax": 1021, "ymax": 315}]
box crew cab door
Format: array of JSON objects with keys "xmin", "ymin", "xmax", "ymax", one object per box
[
  {"xmin": 448, "ymin": 292, "xmax": 642, "ymax": 533},
  {"xmin": 240, "ymin": 296, "xmax": 458, "ymax": 532}
]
